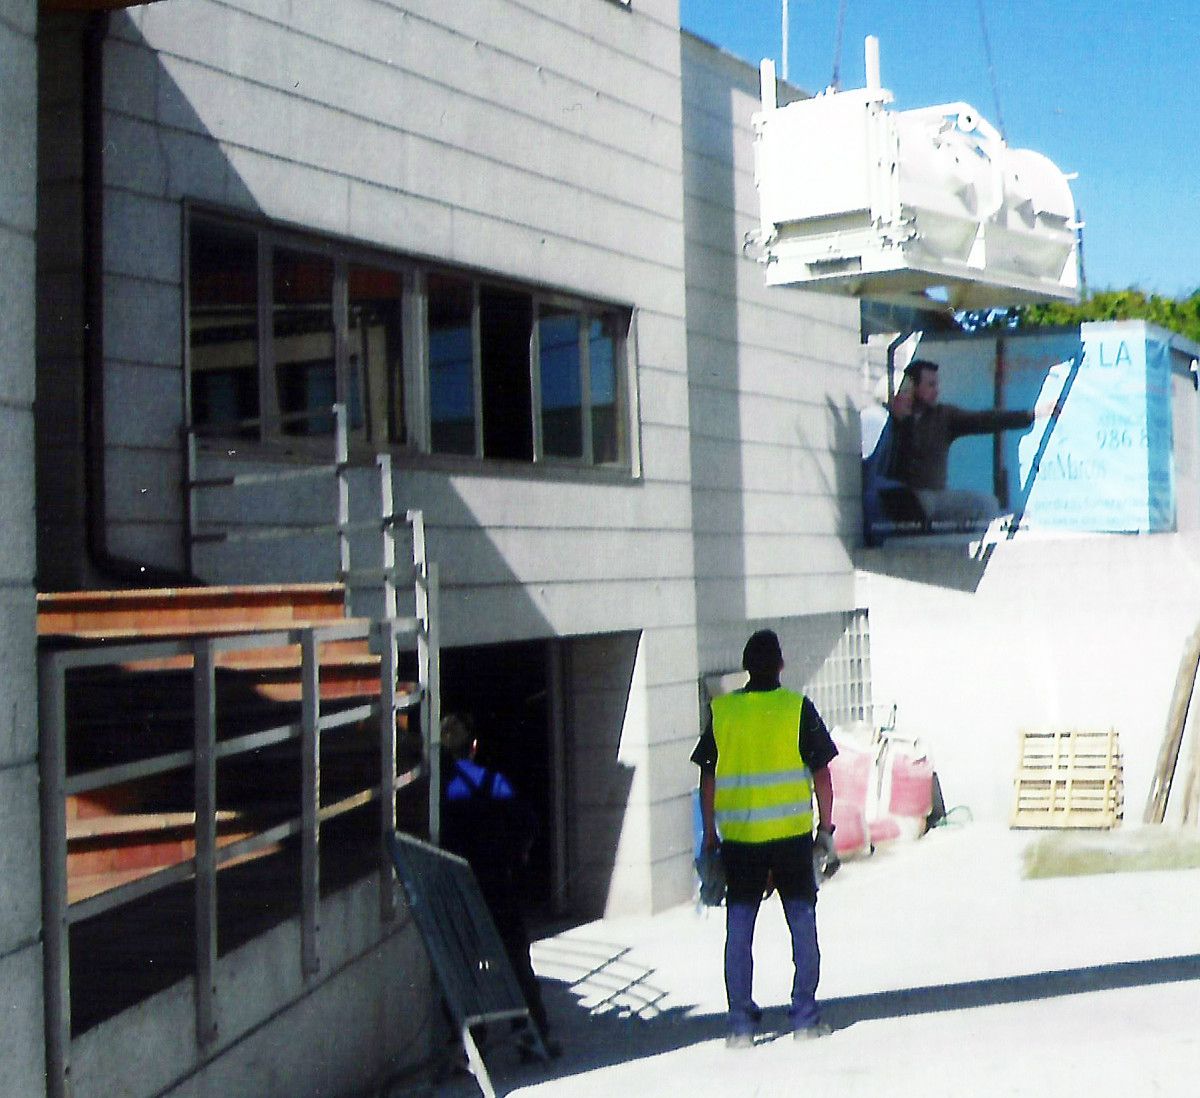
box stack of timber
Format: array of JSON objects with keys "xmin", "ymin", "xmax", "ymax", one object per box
[
  {"xmin": 38, "ymin": 584, "xmax": 398, "ymax": 903},
  {"xmin": 1011, "ymin": 729, "xmax": 1124, "ymax": 830}
]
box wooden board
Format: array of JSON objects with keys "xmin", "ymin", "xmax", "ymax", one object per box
[{"xmin": 1011, "ymin": 729, "xmax": 1123, "ymax": 830}]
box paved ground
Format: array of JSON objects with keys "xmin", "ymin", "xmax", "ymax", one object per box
[{"xmin": 431, "ymin": 822, "xmax": 1200, "ymax": 1097}]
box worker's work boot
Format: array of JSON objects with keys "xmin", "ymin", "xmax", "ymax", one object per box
[{"xmin": 793, "ymin": 1021, "xmax": 833, "ymax": 1042}]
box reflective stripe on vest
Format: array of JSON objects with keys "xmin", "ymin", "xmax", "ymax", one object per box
[{"xmin": 711, "ymin": 688, "xmax": 813, "ymax": 843}]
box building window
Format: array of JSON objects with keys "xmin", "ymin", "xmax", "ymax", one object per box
[
  {"xmin": 538, "ymin": 307, "xmax": 584, "ymax": 460},
  {"xmin": 427, "ymin": 272, "xmax": 477, "ymax": 456},
  {"xmin": 588, "ymin": 313, "xmax": 622, "ymax": 464},
  {"xmin": 480, "ymin": 285, "xmax": 534, "ymax": 461},
  {"xmin": 349, "ymin": 265, "xmax": 406, "ymax": 446},
  {"xmin": 273, "ymin": 248, "xmax": 336, "ymax": 436},
  {"xmin": 188, "ymin": 220, "xmax": 259, "ymax": 438},
  {"xmin": 187, "ymin": 211, "xmax": 634, "ymax": 471}
]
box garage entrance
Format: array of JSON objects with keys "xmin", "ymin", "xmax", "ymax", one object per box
[{"xmin": 439, "ymin": 639, "xmax": 565, "ymax": 917}]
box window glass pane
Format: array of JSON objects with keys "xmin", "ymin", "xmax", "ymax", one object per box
[
  {"xmin": 189, "ymin": 221, "xmax": 259, "ymax": 437},
  {"xmin": 349, "ymin": 265, "xmax": 405, "ymax": 445},
  {"xmin": 480, "ymin": 285, "xmax": 534, "ymax": 461},
  {"xmin": 428, "ymin": 273, "xmax": 476, "ymax": 455},
  {"xmin": 273, "ymin": 248, "xmax": 335, "ymax": 436},
  {"xmin": 538, "ymin": 308, "xmax": 583, "ymax": 459},
  {"xmin": 589, "ymin": 314, "xmax": 622, "ymax": 464}
]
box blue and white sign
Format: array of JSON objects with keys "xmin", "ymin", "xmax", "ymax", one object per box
[{"xmin": 1012, "ymin": 326, "xmax": 1174, "ymax": 532}]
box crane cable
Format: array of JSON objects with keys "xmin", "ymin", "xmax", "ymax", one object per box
[
  {"xmin": 829, "ymin": 0, "xmax": 849, "ymax": 91},
  {"xmin": 827, "ymin": 0, "xmax": 1008, "ymax": 139},
  {"xmin": 975, "ymin": 0, "xmax": 1007, "ymax": 142}
]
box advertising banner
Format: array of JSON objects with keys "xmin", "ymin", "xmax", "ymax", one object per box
[{"xmin": 861, "ymin": 323, "xmax": 1178, "ymax": 545}]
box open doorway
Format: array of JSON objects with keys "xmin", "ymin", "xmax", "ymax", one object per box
[{"xmin": 439, "ymin": 639, "xmax": 565, "ymax": 919}]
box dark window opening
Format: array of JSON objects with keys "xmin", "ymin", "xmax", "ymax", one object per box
[
  {"xmin": 189, "ymin": 221, "xmax": 259, "ymax": 437},
  {"xmin": 187, "ymin": 212, "xmax": 632, "ymax": 471},
  {"xmin": 480, "ymin": 286, "xmax": 534, "ymax": 461},
  {"xmin": 428, "ymin": 273, "xmax": 476, "ymax": 455}
]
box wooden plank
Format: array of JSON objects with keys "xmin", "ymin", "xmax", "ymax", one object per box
[
  {"xmin": 67, "ymin": 810, "xmax": 241, "ymax": 839},
  {"xmin": 1145, "ymin": 623, "xmax": 1200, "ymax": 823},
  {"xmin": 40, "ymin": 617, "xmax": 370, "ymax": 641},
  {"xmin": 37, "ymin": 583, "xmax": 348, "ymax": 636}
]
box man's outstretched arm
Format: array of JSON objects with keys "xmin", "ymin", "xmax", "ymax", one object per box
[{"xmin": 948, "ymin": 405, "xmax": 1035, "ymax": 438}]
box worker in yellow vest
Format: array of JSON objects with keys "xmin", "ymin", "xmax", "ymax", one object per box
[{"xmin": 692, "ymin": 629, "xmax": 839, "ymax": 1047}]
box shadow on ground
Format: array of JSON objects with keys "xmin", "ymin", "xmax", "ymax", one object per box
[
  {"xmin": 823, "ymin": 952, "xmax": 1200, "ymax": 1027},
  {"xmin": 423, "ymin": 945, "xmax": 1200, "ymax": 1095}
]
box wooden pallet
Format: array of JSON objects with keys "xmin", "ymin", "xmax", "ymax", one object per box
[{"xmin": 1011, "ymin": 729, "xmax": 1124, "ymax": 830}]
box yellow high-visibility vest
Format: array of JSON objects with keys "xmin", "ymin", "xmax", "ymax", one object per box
[{"xmin": 712, "ymin": 688, "xmax": 813, "ymax": 843}]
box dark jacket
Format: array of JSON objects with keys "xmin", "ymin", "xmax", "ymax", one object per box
[{"xmin": 893, "ymin": 403, "xmax": 1034, "ymax": 491}]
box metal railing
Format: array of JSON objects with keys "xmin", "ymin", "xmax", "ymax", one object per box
[
  {"xmin": 185, "ymin": 402, "xmax": 443, "ymax": 840},
  {"xmin": 39, "ymin": 610, "xmax": 438, "ymax": 1098},
  {"xmin": 37, "ymin": 404, "xmax": 443, "ymax": 1098}
]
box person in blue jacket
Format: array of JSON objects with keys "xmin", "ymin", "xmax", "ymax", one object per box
[{"xmin": 440, "ymin": 713, "xmax": 559, "ymax": 1056}]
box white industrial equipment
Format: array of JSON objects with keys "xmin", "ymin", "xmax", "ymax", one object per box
[{"xmin": 751, "ymin": 38, "xmax": 1080, "ymax": 309}]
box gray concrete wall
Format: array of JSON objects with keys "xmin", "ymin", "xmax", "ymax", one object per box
[
  {"xmin": 0, "ymin": 1, "xmax": 45, "ymax": 1095},
  {"xmin": 71, "ymin": 876, "xmax": 430, "ymax": 1098},
  {"xmin": 680, "ymin": 35, "xmax": 863, "ymax": 680},
  {"xmin": 861, "ymin": 533, "xmax": 1200, "ymax": 826},
  {"xmin": 83, "ymin": 0, "xmax": 702, "ymax": 916},
  {"xmin": 92, "ymin": 0, "xmax": 692, "ymax": 592},
  {"xmin": 36, "ymin": 4, "xmax": 867, "ymax": 925},
  {"xmin": 564, "ymin": 628, "xmax": 701, "ymax": 916}
]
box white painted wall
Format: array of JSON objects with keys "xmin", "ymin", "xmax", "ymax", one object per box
[{"xmin": 862, "ymin": 533, "xmax": 1200, "ymax": 827}]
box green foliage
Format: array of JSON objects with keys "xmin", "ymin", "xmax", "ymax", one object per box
[{"xmin": 960, "ymin": 289, "xmax": 1200, "ymax": 342}]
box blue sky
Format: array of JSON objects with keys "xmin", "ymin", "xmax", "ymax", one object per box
[{"xmin": 680, "ymin": 1, "xmax": 1200, "ymax": 297}]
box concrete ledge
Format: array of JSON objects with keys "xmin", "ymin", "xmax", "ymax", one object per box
[
  {"xmin": 1023, "ymin": 826, "xmax": 1200, "ymax": 879},
  {"xmin": 72, "ymin": 876, "xmax": 432, "ymax": 1098}
]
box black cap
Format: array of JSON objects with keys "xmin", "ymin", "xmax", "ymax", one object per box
[{"xmin": 742, "ymin": 629, "xmax": 783, "ymax": 677}]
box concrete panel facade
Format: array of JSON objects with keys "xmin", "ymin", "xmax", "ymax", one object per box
[
  {"xmin": 681, "ymin": 35, "xmax": 861, "ymax": 680},
  {"xmin": 35, "ymin": 0, "xmax": 864, "ymax": 948},
  {"xmin": 1, "ymin": 2, "xmax": 44, "ymax": 1097},
  {"xmin": 48, "ymin": 0, "xmax": 707, "ymax": 921},
  {"xmin": 0, "ymin": 942, "xmax": 46, "ymax": 1098},
  {"xmin": 91, "ymin": 0, "xmax": 692, "ymax": 590},
  {"xmin": 36, "ymin": 14, "xmax": 90, "ymax": 588}
]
